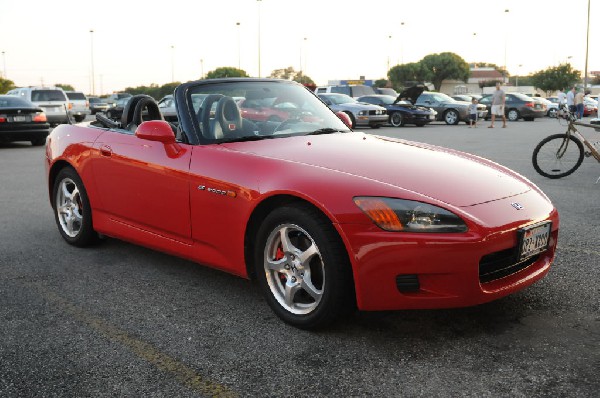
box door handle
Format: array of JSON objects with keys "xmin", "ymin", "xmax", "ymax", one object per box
[{"xmin": 100, "ymin": 145, "xmax": 112, "ymax": 157}]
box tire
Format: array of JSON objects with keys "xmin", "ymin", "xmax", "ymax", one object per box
[
  {"xmin": 548, "ymin": 108, "xmax": 558, "ymax": 118},
  {"xmin": 52, "ymin": 167, "xmax": 98, "ymax": 246},
  {"xmin": 444, "ymin": 109, "xmax": 460, "ymax": 125},
  {"xmin": 532, "ymin": 134, "xmax": 585, "ymax": 179},
  {"xmin": 344, "ymin": 112, "xmax": 356, "ymax": 129},
  {"xmin": 31, "ymin": 138, "xmax": 46, "ymax": 146},
  {"xmin": 390, "ymin": 111, "xmax": 404, "ymax": 127},
  {"xmin": 507, "ymin": 109, "xmax": 520, "ymax": 121},
  {"xmin": 254, "ymin": 203, "xmax": 355, "ymax": 329}
]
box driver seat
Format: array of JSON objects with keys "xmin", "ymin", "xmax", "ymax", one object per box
[{"xmin": 121, "ymin": 94, "xmax": 164, "ymax": 132}]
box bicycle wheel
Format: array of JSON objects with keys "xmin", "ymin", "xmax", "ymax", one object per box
[{"xmin": 532, "ymin": 133, "xmax": 584, "ymax": 179}]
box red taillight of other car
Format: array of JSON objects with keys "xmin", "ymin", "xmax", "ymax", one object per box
[
  {"xmin": 525, "ymin": 102, "xmax": 534, "ymax": 108},
  {"xmin": 33, "ymin": 112, "xmax": 47, "ymax": 122},
  {"xmin": 0, "ymin": 115, "xmax": 6, "ymax": 123}
]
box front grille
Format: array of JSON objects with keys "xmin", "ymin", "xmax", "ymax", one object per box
[
  {"xmin": 479, "ymin": 247, "xmax": 539, "ymax": 283},
  {"xmin": 368, "ymin": 110, "xmax": 386, "ymax": 115}
]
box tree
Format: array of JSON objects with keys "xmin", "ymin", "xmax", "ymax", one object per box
[
  {"xmin": 205, "ymin": 67, "xmax": 249, "ymax": 79},
  {"xmin": 0, "ymin": 77, "xmax": 15, "ymax": 93},
  {"xmin": 374, "ymin": 79, "xmax": 389, "ymax": 88},
  {"xmin": 421, "ymin": 52, "xmax": 470, "ymax": 92},
  {"xmin": 388, "ymin": 62, "xmax": 430, "ymax": 90},
  {"xmin": 55, "ymin": 83, "xmax": 75, "ymax": 91},
  {"xmin": 269, "ymin": 66, "xmax": 296, "ymax": 80},
  {"xmin": 530, "ymin": 63, "xmax": 581, "ymax": 96},
  {"xmin": 124, "ymin": 82, "xmax": 181, "ymax": 100}
]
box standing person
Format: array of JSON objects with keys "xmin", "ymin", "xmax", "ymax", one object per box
[
  {"xmin": 557, "ymin": 88, "xmax": 567, "ymax": 112},
  {"xmin": 488, "ymin": 82, "xmax": 506, "ymax": 128},
  {"xmin": 566, "ymin": 86, "xmax": 576, "ymax": 115},
  {"xmin": 468, "ymin": 97, "xmax": 479, "ymax": 128},
  {"xmin": 574, "ymin": 88, "xmax": 585, "ymax": 119}
]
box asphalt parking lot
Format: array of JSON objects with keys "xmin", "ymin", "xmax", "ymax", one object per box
[{"xmin": 1, "ymin": 116, "xmax": 599, "ymax": 397}]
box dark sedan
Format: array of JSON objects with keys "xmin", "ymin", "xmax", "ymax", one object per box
[
  {"xmin": 0, "ymin": 95, "xmax": 50, "ymax": 146},
  {"xmin": 479, "ymin": 93, "xmax": 546, "ymax": 121},
  {"xmin": 357, "ymin": 94, "xmax": 436, "ymax": 127},
  {"xmin": 88, "ymin": 97, "xmax": 110, "ymax": 115}
]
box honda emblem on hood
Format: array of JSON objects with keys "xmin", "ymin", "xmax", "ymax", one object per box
[{"xmin": 511, "ymin": 202, "xmax": 524, "ymax": 210}]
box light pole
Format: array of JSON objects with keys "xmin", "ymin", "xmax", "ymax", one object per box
[
  {"xmin": 400, "ymin": 22, "xmax": 405, "ymax": 64},
  {"xmin": 503, "ymin": 9, "xmax": 509, "ymax": 83},
  {"xmin": 170, "ymin": 45, "xmax": 175, "ymax": 82},
  {"xmin": 1, "ymin": 51, "xmax": 6, "ymax": 79},
  {"xmin": 584, "ymin": 0, "xmax": 591, "ymax": 92},
  {"xmin": 236, "ymin": 22, "xmax": 241, "ymax": 70},
  {"xmin": 299, "ymin": 37, "xmax": 307, "ymax": 77},
  {"xmin": 257, "ymin": 0, "xmax": 262, "ymax": 78},
  {"xmin": 387, "ymin": 35, "xmax": 392, "ymax": 74},
  {"xmin": 90, "ymin": 29, "xmax": 95, "ymax": 95},
  {"xmin": 200, "ymin": 59, "xmax": 204, "ymax": 79},
  {"xmin": 516, "ymin": 64, "xmax": 522, "ymax": 87}
]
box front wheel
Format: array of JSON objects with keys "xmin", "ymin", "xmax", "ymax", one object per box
[
  {"xmin": 390, "ymin": 111, "xmax": 404, "ymax": 127},
  {"xmin": 254, "ymin": 203, "xmax": 355, "ymax": 329},
  {"xmin": 52, "ymin": 167, "xmax": 98, "ymax": 246},
  {"xmin": 532, "ymin": 134, "xmax": 585, "ymax": 178}
]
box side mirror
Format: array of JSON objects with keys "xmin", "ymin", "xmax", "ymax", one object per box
[
  {"xmin": 135, "ymin": 120, "xmax": 175, "ymax": 144},
  {"xmin": 336, "ymin": 111, "xmax": 353, "ymax": 128}
]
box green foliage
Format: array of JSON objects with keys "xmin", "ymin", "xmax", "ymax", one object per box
[
  {"xmin": 124, "ymin": 82, "xmax": 181, "ymax": 100},
  {"xmin": 55, "ymin": 83, "xmax": 75, "ymax": 91},
  {"xmin": 374, "ymin": 79, "xmax": 389, "ymax": 88},
  {"xmin": 0, "ymin": 77, "xmax": 15, "ymax": 93},
  {"xmin": 270, "ymin": 66, "xmax": 296, "ymax": 80},
  {"xmin": 509, "ymin": 76, "xmax": 533, "ymax": 86},
  {"xmin": 388, "ymin": 62, "xmax": 430, "ymax": 89},
  {"xmin": 591, "ymin": 75, "xmax": 600, "ymax": 85},
  {"xmin": 205, "ymin": 67, "xmax": 249, "ymax": 79},
  {"xmin": 530, "ymin": 63, "xmax": 581, "ymax": 95},
  {"xmin": 421, "ymin": 52, "xmax": 470, "ymax": 92},
  {"xmin": 293, "ymin": 74, "xmax": 315, "ymax": 86}
]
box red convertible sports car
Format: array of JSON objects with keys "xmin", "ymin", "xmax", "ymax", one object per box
[{"xmin": 45, "ymin": 78, "xmax": 559, "ymax": 329}]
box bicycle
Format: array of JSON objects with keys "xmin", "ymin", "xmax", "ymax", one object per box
[{"xmin": 532, "ymin": 105, "xmax": 600, "ymax": 179}]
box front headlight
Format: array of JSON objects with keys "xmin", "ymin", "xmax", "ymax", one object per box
[
  {"xmin": 353, "ymin": 197, "xmax": 468, "ymax": 233},
  {"xmin": 358, "ymin": 110, "xmax": 367, "ymax": 116}
]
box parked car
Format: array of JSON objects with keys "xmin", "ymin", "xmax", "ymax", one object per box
[
  {"xmin": 45, "ymin": 78, "xmax": 559, "ymax": 329},
  {"xmin": 317, "ymin": 93, "xmax": 387, "ymax": 128},
  {"xmin": 402, "ymin": 86, "xmax": 487, "ymax": 125},
  {"xmin": 105, "ymin": 92, "xmax": 132, "ymax": 106},
  {"xmin": 583, "ymin": 97, "xmax": 598, "ymax": 117},
  {"xmin": 479, "ymin": 93, "xmax": 546, "ymax": 121},
  {"xmin": 535, "ymin": 97, "xmax": 559, "ymax": 118},
  {"xmin": 357, "ymin": 94, "xmax": 436, "ymax": 127},
  {"xmin": 451, "ymin": 94, "xmax": 481, "ymax": 102},
  {"xmin": 88, "ymin": 96, "xmax": 110, "ymax": 115},
  {"xmin": 375, "ymin": 87, "xmax": 398, "ymax": 97},
  {"xmin": 105, "ymin": 97, "xmax": 132, "ymax": 121},
  {"xmin": 65, "ymin": 91, "xmax": 90, "ymax": 122},
  {"xmin": 315, "ymin": 85, "xmax": 376, "ymax": 98},
  {"xmin": 0, "ymin": 95, "xmax": 50, "ymax": 146},
  {"xmin": 6, "ymin": 86, "xmax": 70, "ymax": 125},
  {"xmin": 158, "ymin": 94, "xmax": 178, "ymax": 122}
]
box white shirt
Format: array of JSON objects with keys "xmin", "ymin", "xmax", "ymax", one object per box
[
  {"xmin": 557, "ymin": 91, "xmax": 567, "ymax": 105},
  {"xmin": 566, "ymin": 90, "xmax": 575, "ymax": 106}
]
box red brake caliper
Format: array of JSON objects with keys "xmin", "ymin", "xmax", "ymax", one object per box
[{"xmin": 275, "ymin": 245, "xmax": 287, "ymax": 283}]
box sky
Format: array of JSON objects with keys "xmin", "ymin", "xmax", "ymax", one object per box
[{"xmin": 0, "ymin": 0, "xmax": 597, "ymax": 95}]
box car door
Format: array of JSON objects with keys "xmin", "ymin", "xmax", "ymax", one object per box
[{"xmin": 91, "ymin": 129, "xmax": 193, "ymax": 243}]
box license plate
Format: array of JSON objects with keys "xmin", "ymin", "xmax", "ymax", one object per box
[
  {"xmin": 518, "ymin": 222, "xmax": 551, "ymax": 260},
  {"xmin": 12, "ymin": 115, "xmax": 27, "ymax": 122}
]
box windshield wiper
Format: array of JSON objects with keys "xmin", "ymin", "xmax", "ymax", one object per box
[{"xmin": 307, "ymin": 128, "xmax": 347, "ymax": 135}]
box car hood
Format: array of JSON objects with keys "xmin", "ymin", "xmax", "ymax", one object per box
[
  {"xmin": 336, "ymin": 102, "xmax": 383, "ymax": 111},
  {"xmin": 396, "ymin": 85, "xmax": 426, "ymax": 105},
  {"xmin": 223, "ymin": 133, "xmax": 530, "ymax": 207}
]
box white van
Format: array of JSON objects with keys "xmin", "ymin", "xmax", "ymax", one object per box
[{"xmin": 6, "ymin": 87, "xmax": 71, "ymax": 125}]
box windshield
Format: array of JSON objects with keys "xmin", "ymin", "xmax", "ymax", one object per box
[
  {"xmin": 376, "ymin": 96, "xmax": 395, "ymax": 105},
  {"xmin": 431, "ymin": 93, "xmax": 455, "ymax": 102},
  {"xmin": 31, "ymin": 90, "xmax": 66, "ymax": 102},
  {"xmin": 322, "ymin": 94, "xmax": 356, "ymax": 105},
  {"xmin": 186, "ymin": 80, "xmax": 350, "ymax": 142}
]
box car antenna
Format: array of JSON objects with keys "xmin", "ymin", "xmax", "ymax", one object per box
[{"xmin": 64, "ymin": 104, "xmax": 73, "ymax": 125}]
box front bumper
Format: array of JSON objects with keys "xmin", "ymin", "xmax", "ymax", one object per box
[
  {"xmin": 356, "ymin": 114, "xmax": 388, "ymax": 126},
  {"xmin": 339, "ymin": 191, "xmax": 558, "ymax": 311}
]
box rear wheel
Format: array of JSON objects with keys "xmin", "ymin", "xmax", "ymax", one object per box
[
  {"xmin": 444, "ymin": 109, "xmax": 460, "ymax": 125},
  {"xmin": 254, "ymin": 203, "xmax": 354, "ymax": 329},
  {"xmin": 507, "ymin": 109, "xmax": 520, "ymax": 121},
  {"xmin": 532, "ymin": 133, "xmax": 585, "ymax": 178},
  {"xmin": 548, "ymin": 108, "xmax": 558, "ymax": 118}
]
